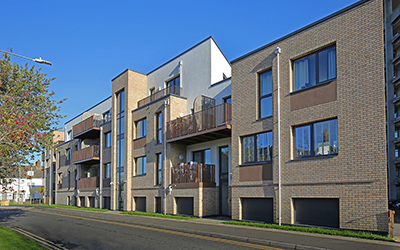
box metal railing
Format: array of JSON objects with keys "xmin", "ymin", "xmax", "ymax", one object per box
[
  {"xmin": 137, "ymin": 85, "xmax": 181, "ymax": 108},
  {"xmin": 71, "ymin": 145, "xmax": 100, "ymax": 163},
  {"xmin": 171, "ymin": 163, "xmax": 215, "ymax": 184},
  {"xmin": 72, "ymin": 115, "xmax": 101, "ymax": 137},
  {"xmin": 78, "ymin": 176, "xmax": 100, "ymax": 190},
  {"xmin": 166, "ymin": 102, "xmax": 231, "ymax": 140}
]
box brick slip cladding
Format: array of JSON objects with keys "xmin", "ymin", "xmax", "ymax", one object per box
[{"xmin": 231, "ymin": 0, "xmax": 387, "ymax": 232}]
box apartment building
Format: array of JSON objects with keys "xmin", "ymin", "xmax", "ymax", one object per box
[
  {"xmin": 385, "ymin": 0, "xmax": 400, "ymax": 201},
  {"xmin": 44, "ymin": 98, "xmax": 112, "ymax": 208},
  {"xmin": 231, "ymin": 0, "xmax": 387, "ymax": 232},
  {"xmin": 43, "ymin": 0, "xmax": 389, "ymax": 233}
]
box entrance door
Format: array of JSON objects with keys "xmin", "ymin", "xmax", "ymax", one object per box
[{"xmin": 219, "ymin": 146, "xmax": 229, "ymax": 216}]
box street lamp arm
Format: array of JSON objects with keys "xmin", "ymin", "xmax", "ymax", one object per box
[{"xmin": 0, "ymin": 49, "xmax": 52, "ymax": 65}]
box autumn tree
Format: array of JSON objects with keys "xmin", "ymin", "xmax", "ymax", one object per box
[{"xmin": 0, "ymin": 53, "xmax": 65, "ymax": 180}]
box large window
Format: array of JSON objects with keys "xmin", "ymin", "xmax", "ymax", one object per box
[
  {"xmin": 156, "ymin": 153, "xmax": 162, "ymax": 185},
  {"xmin": 294, "ymin": 119, "xmax": 338, "ymax": 158},
  {"xmin": 104, "ymin": 163, "xmax": 111, "ymax": 179},
  {"xmin": 293, "ymin": 45, "xmax": 336, "ymax": 91},
  {"xmin": 156, "ymin": 112, "xmax": 162, "ymax": 144},
  {"xmin": 66, "ymin": 148, "xmax": 71, "ymax": 161},
  {"xmin": 105, "ymin": 132, "xmax": 111, "ymax": 148},
  {"xmin": 135, "ymin": 156, "xmax": 147, "ymax": 176},
  {"xmin": 136, "ymin": 118, "xmax": 147, "ymax": 138},
  {"xmin": 242, "ymin": 132, "xmax": 273, "ymax": 163},
  {"xmin": 166, "ymin": 76, "xmax": 180, "ymax": 95},
  {"xmin": 259, "ymin": 71, "xmax": 272, "ymax": 118},
  {"xmin": 102, "ymin": 110, "xmax": 111, "ymax": 123}
]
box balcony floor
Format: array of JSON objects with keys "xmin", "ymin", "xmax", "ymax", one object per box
[{"xmin": 167, "ymin": 124, "xmax": 231, "ymax": 145}]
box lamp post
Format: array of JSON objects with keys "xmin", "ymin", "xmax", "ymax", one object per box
[{"xmin": 0, "ymin": 49, "xmax": 52, "ymax": 65}]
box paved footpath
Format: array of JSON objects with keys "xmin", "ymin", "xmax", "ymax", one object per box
[{"xmin": 6, "ymin": 206, "xmax": 400, "ymax": 250}]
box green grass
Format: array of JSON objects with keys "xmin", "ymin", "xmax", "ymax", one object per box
[
  {"xmin": 0, "ymin": 226, "xmax": 46, "ymax": 250},
  {"xmin": 121, "ymin": 211, "xmax": 196, "ymax": 220},
  {"xmin": 223, "ymin": 221, "xmax": 394, "ymax": 242},
  {"xmin": 11, "ymin": 203, "xmax": 109, "ymax": 212}
]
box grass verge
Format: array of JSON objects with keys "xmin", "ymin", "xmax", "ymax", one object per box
[
  {"xmin": 121, "ymin": 211, "xmax": 196, "ymax": 220},
  {"xmin": 223, "ymin": 221, "xmax": 394, "ymax": 242},
  {"xmin": 0, "ymin": 226, "xmax": 46, "ymax": 250},
  {"xmin": 11, "ymin": 203, "xmax": 109, "ymax": 212}
]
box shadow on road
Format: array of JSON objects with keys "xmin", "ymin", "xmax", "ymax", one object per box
[{"xmin": 0, "ymin": 207, "xmax": 29, "ymax": 225}]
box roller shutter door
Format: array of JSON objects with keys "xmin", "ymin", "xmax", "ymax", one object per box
[
  {"xmin": 176, "ymin": 197, "xmax": 194, "ymax": 216},
  {"xmin": 293, "ymin": 198, "xmax": 339, "ymax": 228},
  {"xmin": 135, "ymin": 197, "xmax": 146, "ymax": 212},
  {"xmin": 242, "ymin": 198, "xmax": 273, "ymax": 223}
]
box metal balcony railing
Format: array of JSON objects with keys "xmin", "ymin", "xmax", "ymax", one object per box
[
  {"xmin": 166, "ymin": 102, "xmax": 231, "ymax": 140},
  {"xmin": 171, "ymin": 163, "xmax": 215, "ymax": 184},
  {"xmin": 71, "ymin": 145, "xmax": 100, "ymax": 164},
  {"xmin": 78, "ymin": 176, "xmax": 100, "ymax": 190},
  {"xmin": 137, "ymin": 85, "xmax": 181, "ymax": 108},
  {"xmin": 72, "ymin": 116, "xmax": 101, "ymax": 138}
]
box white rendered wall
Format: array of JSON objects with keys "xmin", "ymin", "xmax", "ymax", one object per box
[{"xmin": 211, "ymin": 40, "xmax": 231, "ymax": 85}]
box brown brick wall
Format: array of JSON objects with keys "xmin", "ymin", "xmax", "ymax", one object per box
[{"xmin": 231, "ymin": 0, "xmax": 387, "ymax": 232}]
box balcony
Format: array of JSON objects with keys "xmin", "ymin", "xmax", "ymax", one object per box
[
  {"xmin": 78, "ymin": 176, "xmax": 99, "ymax": 190},
  {"xmin": 166, "ymin": 103, "xmax": 231, "ymax": 144},
  {"xmin": 137, "ymin": 85, "xmax": 181, "ymax": 108},
  {"xmin": 171, "ymin": 163, "xmax": 215, "ymax": 188},
  {"xmin": 71, "ymin": 145, "xmax": 100, "ymax": 164},
  {"xmin": 73, "ymin": 115, "xmax": 101, "ymax": 139}
]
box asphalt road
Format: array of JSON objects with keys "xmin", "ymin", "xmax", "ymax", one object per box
[{"xmin": 0, "ymin": 207, "xmax": 286, "ymax": 250}]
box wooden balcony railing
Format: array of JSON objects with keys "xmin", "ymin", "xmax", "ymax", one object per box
[
  {"xmin": 71, "ymin": 145, "xmax": 100, "ymax": 164},
  {"xmin": 72, "ymin": 115, "xmax": 101, "ymax": 138},
  {"xmin": 166, "ymin": 102, "xmax": 231, "ymax": 140},
  {"xmin": 138, "ymin": 85, "xmax": 181, "ymax": 108},
  {"xmin": 78, "ymin": 176, "xmax": 99, "ymax": 190},
  {"xmin": 171, "ymin": 163, "xmax": 215, "ymax": 185}
]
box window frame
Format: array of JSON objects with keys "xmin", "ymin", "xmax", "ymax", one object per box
[
  {"xmin": 105, "ymin": 132, "xmax": 111, "ymax": 148},
  {"xmin": 259, "ymin": 70, "xmax": 273, "ymax": 119},
  {"xmin": 135, "ymin": 118, "xmax": 147, "ymax": 139},
  {"xmin": 242, "ymin": 131, "xmax": 273, "ymax": 164},
  {"xmin": 292, "ymin": 45, "xmax": 336, "ymax": 92},
  {"xmin": 104, "ymin": 163, "xmax": 112, "ymax": 179},
  {"xmin": 66, "ymin": 148, "xmax": 71, "ymax": 161},
  {"xmin": 156, "ymin": 153, "xmax": 162, "ymax": 185},
  {"xmin": 293, "ymin": 118, "xmax": 338, "ymax": 159},
  {"xmin": 135, "ymin": 156, "xmax": 147, "ymax": 176},
  {"xmin": 156, "ymin": 112, "xmax": 162, "ymax": 144}
]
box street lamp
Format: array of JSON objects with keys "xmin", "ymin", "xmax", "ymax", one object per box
[{"xmin": 0, "ymin": 49, "xmax": 52, "ymax": 65}]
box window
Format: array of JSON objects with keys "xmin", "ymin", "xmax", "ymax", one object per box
[
  {"xmin": 242, "ymin": 132, "xmax": 273, "ymax": 163},
  {"xmin": 259, "ymin": 70, "xmax": 273, "ymax": 118},
  {"xmin": 294, "ymin": 119, "xmax": 338, "ymax": 158},
  {"xmin": 156, "ymin": 112, "xmax": 162, "ymax": 144},
  {"xmin": 67, "ymin": 130, "xmax": 72, "ymax": 141},
  {"xmin": 166, "ymin": 76, "xmax": 180, "ymax": 95},
  {"xmin": 105, "ymin": 163, "xmax": 111, "ymax": 179},
  {"xmin": 156, "ymin": 153, "xmax": 162, "ymax": 185},
  {"xmin": 66, "ymin": 148, "xmax": 71, "ymax": 161},
  {"xmin": 293, "ymin": 45, "xmax": 336, "ymax": 91},
  {"xmin": 135, "ymin": 156, "xmax": 147, "ymax": 175},
  {"xmin": 102, "ymin": 110, "xmax": 111, "ymax": 123},
  {"xmin": 136, "ymin": 118, "xmax": 147, "ymax": 138},
  {"xmin": 105, "ymin": 132, "xmax": 111, "ymax": 148}
]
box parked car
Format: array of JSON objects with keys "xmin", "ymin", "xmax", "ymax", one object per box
[{"xmin": 389, "ymin": 199, "xmax": 400, "ymax": 209}]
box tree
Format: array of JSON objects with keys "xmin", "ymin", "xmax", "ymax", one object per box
[{"xmin": 0, "ymin": 53, "xmax": 65, "ymax": 180}]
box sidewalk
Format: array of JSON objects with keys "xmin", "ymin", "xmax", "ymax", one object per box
[{"xmin": 27, "ymin": 206, "xmax": 400, "ymax": 250}]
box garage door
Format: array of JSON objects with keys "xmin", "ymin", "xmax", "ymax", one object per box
[
  {"xmin": 135, "ymin": 197, "xmax": 146, "ymax": 212},
  {"xmin": 176, "ymin": 197, "xmax": 194, "ymax": 216},
  {"xmin": 242, "ymin": 198, "xmax": 273, "ymax": 223},
  {"xmin": 293, "ymin": 198, "xmax": 339, "ymax": 228}
]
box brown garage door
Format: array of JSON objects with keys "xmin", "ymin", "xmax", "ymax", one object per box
[{"xmin": 176, "ymin": 197, "xmax": 194, "ymax": 216}]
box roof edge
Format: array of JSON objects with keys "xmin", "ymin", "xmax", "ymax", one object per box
[
  {"xmin": 231, "ymin": 0, "xmax": 370, "ymax": 64},
  {"xmin": 65, "ymin": 96, "xmax": 112, "ymax": 125}
]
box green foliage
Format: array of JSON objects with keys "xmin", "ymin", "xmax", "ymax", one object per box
[
  {"xmin": 0, "ymin": 53, "xmax": 65, "ymax": 179},
  {"xmin": 121, "ymin": 211, "xmax": 196, "ymax": 220},
  {"xmin": 0, "ymin": 226, "xmax": 46, "ymax": 249},
  {"xmin": 223, "ymin": 221, "xmax": 394, "ymax": 242}
]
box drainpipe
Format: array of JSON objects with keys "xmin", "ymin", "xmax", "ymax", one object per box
[
  {"xmin": 49, "ymin": 149, "xmax": 52, "ymax": 205},
  {"xmin": 99, "ymin": 126, "xmax": 103, "ymax": 209},
  {"xmin": 55, "ymin": 150, "xmax": 58, "ymax": 204},
  {"xmin": 163, "ymin": 100, "xmax": 169, "ymax": 215},
  {"xmin": 275, "ymin": 47, "xmax": 282, "ymax": 226}
]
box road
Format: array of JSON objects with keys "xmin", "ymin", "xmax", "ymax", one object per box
[{"xmin": 0, "ymin": 207, "xmax": 286, "ymax": 250}]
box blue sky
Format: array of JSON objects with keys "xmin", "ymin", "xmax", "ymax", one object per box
[{"xmin": 1, "ymin": 0, "xmax": 358, "ymax": 127}]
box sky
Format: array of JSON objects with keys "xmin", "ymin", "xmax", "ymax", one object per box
[{"xmin": 1, "ymin": 0, "xmax": 359, "ymax": 128}]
